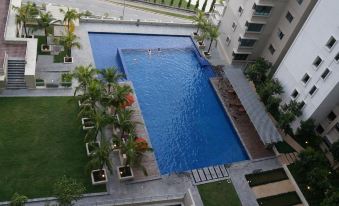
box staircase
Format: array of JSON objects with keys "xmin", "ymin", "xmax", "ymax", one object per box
[{"xmin": 6, "ymin": 59, "xmax": 26, "ymax": 89}]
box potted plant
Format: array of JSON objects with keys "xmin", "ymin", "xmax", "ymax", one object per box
[
  {"xmin": 60, "ymin": 72, "xmax": 72, "ymax": 87},
  {"xmin": 197, "ymin": 33, "xmax": 206, "ymax": 49},
  {"xmin": 35, "ymin": 78, "xmax": 45, "ymax": 87},
  {"xmin": 87, "ymin": 139, "xmax": 113, "ymax": 185},
  {"xmin": 55, "ymin": 31, "xmax": 80, "ymax": 64},
  {"xmin": 81, "ymin": 117, "xmax": 94, "ymax": 130},
  {"xmin": 192, "ymin": 11, "xmax": 206, "ymax": 36},
  {"xmin": 204, "ymin": 24, "xmax": 220, "ymax": 58},
  {"xmin": 85, "ymin": 141, "xmax": 100, "ymax": 156}
]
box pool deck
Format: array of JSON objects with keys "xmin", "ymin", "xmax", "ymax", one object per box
[{"xmin": 211, "ymin": 77, "xmax": 274, "ymax": 159}]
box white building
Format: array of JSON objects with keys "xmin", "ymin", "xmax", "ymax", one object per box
[
  {"xmin": 216, "ymin": 0, "xmax": 316, "ymax": 67},
  {"xmin": 274, "ymin": 0, "xmax": 339, "ymax": 145}
]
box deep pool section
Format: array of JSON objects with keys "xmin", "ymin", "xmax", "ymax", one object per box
[{"xmin": 88, "ymin": 33, "xmax": 248, "ymax": 174}]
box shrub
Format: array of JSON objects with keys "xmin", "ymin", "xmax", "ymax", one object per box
[
  {"xmin": 61, "ymin": 73, "xmax": 73, "ymax": 87},
  {"xmin": 306, "ymin": 167, "xmax": 330, "ymax": 194},
  {"xmin": 245, "ymin": 58, "xmax": 271, "ymax": 86},
  {"xmin": 295, "ymin": 147, "xmax": 328, "ymax": 176},
  {"xmin": 331, "ymin": 141, "xmax": 339, "ymax": 162},
  {"xmin": 10, "ymin": 193, "xmax": 28, "ymax": 206},
  {"xmin": 296, "ymin": 119, "xmax": 321, "ymax": 148},
  {"xmin": 257, "ymin": 79, "xmax": 283, "ymax": 104},
  {"xmin": 53, "ymin": 176, "xmax": 85, "ymax": 206},
  {"xmin": 321, "ymin": 190, "xmax": 339, "ymax": 206}
]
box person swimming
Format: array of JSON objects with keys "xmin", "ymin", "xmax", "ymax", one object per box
[{"xmin": 148, "ymin": 49, "xmax": 152, "ymax": 55}]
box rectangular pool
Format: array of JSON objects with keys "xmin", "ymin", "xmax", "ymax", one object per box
[{"xmin": 89, "ymin": 33, "xmax": 248, "ymax": 174}]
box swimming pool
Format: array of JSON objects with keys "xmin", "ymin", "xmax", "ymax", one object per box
[{"xmin": 89, "ymin": 33, "xmax": 248, "ymax": 174}]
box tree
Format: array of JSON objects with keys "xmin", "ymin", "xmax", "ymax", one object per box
[
  {"xmin": 201, "ymin": 0, "xmax": 208, "ymax": 11},
  {"xmin": 257, "ymin": 79, "xmax": 283, "ymax": 104},
  {"xmin": 187, "ymin": 0, "xmax": 192, "ymax": 9},
  {"xmin": 178, "ymin": 0, "xmax": 183, "ymax": 8},
  {"xmin": 114, "ymin": 109, "xmax": 137, "ymax": 138},
  {"xmin": 265, "ymin": 96, "xmax": 281, "ymax": 119},
  {"xmin": 206, "ymin": 24, "xmax": 220, "ymax": 53},
  {"xmin": 13, "ymin": 1, "xmax": 39, "ymax": 37},
  {"xmin": 53, "ymin": 176, "xmax": 85, "ymax": 206},
  {"xmin": 10, "ymin": 193, "xmax": 28, "ymax": 206},
  {"xmin": 195, "ymin": 0, "xmax": 200, "ymax": 10},
  {"xmin": 321, "ymin": 191, "xmax": 339, "ymax": 206},
  {"xmin": 161, "ymin": 0, "xmax": 165, "ymax": 4},
  {"xmin": 296, "ymin": 119, "xmax": 321, "ymax": 147},
  {"xmin": 37, "ymin": 11, "xmax": 54, "ymax": 39},
  {"xmin": 278, "ymin": 111, "xmax": 295, "ymax": 133},
  {"xmin": 209, "ymin": 0, "xmax": 217, "ymax": 12},
  {"xmin": 83, "ymin": 109, "xmax": 114, "ymax": 142},
  {"xmin": 192, "ymin": 11, "xmax": 207, "ymax": 34},
  {"xmin": 295, "ymin": 147, "xmax": 328, "ymax": 175},
  {"xmin": 78, "ymin": 79, "xmax": 104, "ymax": 111},
  {"xmin": 59, "ymin": 8, "xmax": 81, "ymax": 33},
  {"xmin": 281, "ymin": 100, "xmax": 302, "ymax": 118},
  {"xmin": 306, "ymin": 167, "xmax": 330, "ymax": 194},
  {"xmin": 105, "ymin": 84, "xmax": 133, "ymax": 113},
  {"xmin": 331, "ymin": 141, "xmax": 339, "ymax": 162},
  {"xmin": 57, "ymin": 32, "xmax": 81, "ymax": 57},
  {"xmin": 245, "ymin": 58, "xmax": 271, "ymax": 86},
  {"xmin": 170, "ymin": 0, "xmax": 175, "ymax": 6},
  {"xmin": 99, "ymin": 67, "xmax": 125, "ymax": 93},
  {"xmin": 86, "ymin": 139, "xmax": 114, "ymax": 173},
  {"xmin": 73, "ymin": 65, "xmax": 97, "ymax": 95}
]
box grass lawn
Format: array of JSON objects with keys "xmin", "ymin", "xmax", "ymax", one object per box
[
  {"xmin": 198, "ymin": 180, "xmax": 241, "ymax": 206},
  {"xmin": 53, "ymin": 50, "xmax": 68, "ymax": 63},
  {"xmin": 36, "ymin": 36, "xmax": 50, "ymax": 55},
  {"xmin": 0, "ymin": 97, "xmax": 105, "ymax": 201},
  {"xmin": 245, "ymin": 168, "xmax": 288, "ymax": 187}
]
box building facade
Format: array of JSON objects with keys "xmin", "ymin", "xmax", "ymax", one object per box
[
  {"xmin": 217, "ymin": 0, "xmax": 316, "ymax": 67},
  {"xmin": 273, "ymin": 0, "xmax": 339, "ymax": 145}
]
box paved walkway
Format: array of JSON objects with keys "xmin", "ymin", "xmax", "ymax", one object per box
[
  {"xmin": 228, "ymin": 157, "xmax": 282, "ymax": 206},
  {"xmin": 252, "ymin": 179, "xmax": 296, "ymax": 198}
]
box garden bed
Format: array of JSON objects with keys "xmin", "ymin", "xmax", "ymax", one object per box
[
  {"xmin": 245, "ymin": 168, "xmax": 288, "ymax": 187},
  {"xmin": 0, "ymin": 97, "xmax": 106, "ymax": 201},
  {"xmin": 275, "ymin": 141, "xmax": 295, "ymax": 153},
  {"xmin": 198, "ymin": 180, "xmax": 241, "ymax": 206},
  {"xmin": 257, "ymin": 192, "xmax": 301, "ymax": 206}
]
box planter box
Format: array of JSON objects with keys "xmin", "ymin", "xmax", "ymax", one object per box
[
  {"xmin": 118, "ymin": 150, "xmax": 127, "ymax": 165},
  {"xmin": 91, "ymin": 169, "xmax": 108, "ymax": 185},
  {"xmin": 46, "ymin": 83, "xmax": 59, "ymax": 88},
  {"xmin": 35, "ymin": 79, "xmax": 45, "ymax": 87},
  {"xmin": 198, "ymin": 41, "xmax": 205, "ymax": 49},
  {"xmin": 81, "ymin": 118, "xmax": 95, "ymax": 130},
  {"xmin": 193, "ymin": 32, "xmax": 198, "ymax": 36},
  {"xmin": 117, "ymin": 166, "xmax": 134, "ymax": 181},
  {"xmin": 85, "ymin": 141, "xmax": 100, "ymax": 156},
  {"xmin": 64, "ymin": 57, "xmax": 73, "ymax": 64},
  {"xmin": 60, "ymin": 82, "xmax": 72, "ymax": 88},
  {"xmin": 41, "ymin": 44, "xmax": 51, "ymax": 52}
]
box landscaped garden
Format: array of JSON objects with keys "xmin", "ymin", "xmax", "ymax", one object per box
[
  {"xmin": 245, "ymin": 168, "xmax": 288, "ymax": 187},
  {"xmin": 198, "ymin": 180, "xmax": 241, "ymax": 206},
  {"xmin": 0, "ymin": 97, "xmax": 105, "ymax": 201}
]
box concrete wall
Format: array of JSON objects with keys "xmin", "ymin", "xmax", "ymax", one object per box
[{"xmin": 274, "ymin": 0, "xmax": 339, "ymax": 131}]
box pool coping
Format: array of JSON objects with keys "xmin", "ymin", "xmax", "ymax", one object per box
[{"xmin": 210, "ymin": 77, "xmax": 253, "ymax": 160}]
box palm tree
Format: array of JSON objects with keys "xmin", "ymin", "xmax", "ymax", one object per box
[
  {"xmin": 79, "ymin": 79, "xmax": 104, "ymax": 110},
  {"xmin": 114, "ymin": 109, "xmax": 137, "ymax": 138},
  {"xmin": 170, "ymin": 0, "xmax": 175, "ymax": 6},
  {"xmin": 86, "ymin": 139, "xmax": 113, "ymax": 174},
  {"xmin": 83, "ymin": 109, "xmax": 114, "ymax": 142},
  {"xmin": 37, "ymin": 11, "xmax": 54, "ymax": 40},
  {"xmin": 73, "ymin": 65, "xmax": 97, "ymax": 95},
  {"xmin": 57, "ymin": 32, "xmax": 81, "ymax": 57},
  {"xmin": 178, "ymin": 0, "xmax": 183, "ymax": 8},
  {"xmin": 60, "ymin": 8, "xmax": 81, "ymax": 32},
  {"xmin": 13, "ymin": 1, "xmax": 39, "ymax": 37},
  {"xmin": 105, "ymin": 84, "xmax": 133, "ymax": 113},
  {"xmin": 195, "ymin": 0, "xmax": 200, "ymax": 10},
  {"xmin": 187, "ymin": 0, "xmax": 192, "ymax": 9},
  {"xmin": 120, "ymin": 134, "xmax": 153, "ymax": 175},
  {"xmin": 206, "ymin": 25, "xmax": 220, "ymax": 53},
  {"xmin": 99, "ymin": 67, "xmax": 125, "ymax": 93},
  {"xmin": 193, "ymin": 11, "xmax": 206, "ymax": 34}
]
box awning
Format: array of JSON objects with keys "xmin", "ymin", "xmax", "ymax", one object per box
[{"xmin": 224, "ymin": 66, "xmax": 283, "ymax": 145}]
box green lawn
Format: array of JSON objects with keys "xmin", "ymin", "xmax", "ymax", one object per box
[
  {"xmin": 198, "ymin": 180, "xmax": 241, "ymax": 206},
  {"xmin": 257, "ymin": 192, "xmax": 301, "ymax": 206},
  {"xmin": 0, "ymin": 97, "xmax": 105, "ymax": 201},
  {"xmin": 53, "ymin": 50, "xmax": 68, "ymax": 63},
  {"xmin": 36, "ymin": 36, "xmax": 50, "ymax": 55}
]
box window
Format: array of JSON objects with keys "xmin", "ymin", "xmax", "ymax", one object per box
[
  {"xmin": 246, "ymin": 22, "xmax": 264, "ymax": 32},
  {"xmin": 296, "ymin": 0, "xmax": 303, "ymax": 5},
  {"xmin": 253, "ymin": 4, "xmax": 272, "ymax": 16},
  {"xmin": 268, "ymin": 44, "xmax": 275, "ymax": 55},
  {"xmin": 239, "ymin": 38, "xmax": 256, "ymax": 47},
  {"xmin": 299, "ymin": 101, "xmax": 305, "ymax": 110},
  {"xmin": 226, "ymin": 37, "xmax": 231, "ymax": 46},
  {"xmin": 291, "ymin": 89, "xmax": 299, "ymax": 99},
  {"xmin": 232, "ymin": 22, "xmax": 237, "ymax": 31},
  {"xmin": 335, "ymin": 53, "xmax": 339, "ymax": 62},
  {"xmin": 233, "ymin": 53, "xmax": 249, "ymax": 61},
  {"xmin": 238, "ymin": 6, "xmax": 243, "ymax": 15},
  {"xmin": 286, "ymin": 11, "xmax": 294, "ymax": 23},
  {"xmin": 316, "ymin": 125, "xmax": 324, "ymax": 134},
  {"xmin": 313, "ymin": 56, "xmax": 322, "ymax": 68},
  {"xmin": 277, "ymin": 29, "xmax": 284, "ymax": 40},
  {"xmin": 326, "ymin": 36, "xmax": 336, "ymax": 49},
  {"xmin": 321, "ymin": 68, "xmax": 330, "ymax": 79},
  {"xmin": 309, "ymin": 85, "xmax": 317, "ymax": 96},
  {"xmin": 301, "ymin": 73, "xmax": 310, "ymax": 84},
  {"xmin": 328, "ymin": 111, "xmax": 337, "ymax": 121}
]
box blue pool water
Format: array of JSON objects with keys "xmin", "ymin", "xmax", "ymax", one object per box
[{"xmin": 89, "ymin": 33, "xmax": 248, "ymax": 174}]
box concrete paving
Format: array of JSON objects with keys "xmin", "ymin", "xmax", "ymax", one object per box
[{"xmin": 23, "ymin": 0, "xmax": 192, "ymax": 23}]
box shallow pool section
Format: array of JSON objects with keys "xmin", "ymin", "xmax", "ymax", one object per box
[{"xmin": 89, "ymin": 33, "xmax": 248, "ymax": 174}]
